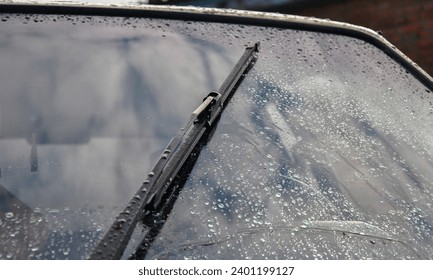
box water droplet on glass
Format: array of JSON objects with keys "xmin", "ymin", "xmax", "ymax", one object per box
[
  {"xmin": 5, "ymin": 212, "xmax": 13, "ymax": 219},
  {"xmin": 48, "ymin": 209, "xmax": 59, "ymax": 215}
]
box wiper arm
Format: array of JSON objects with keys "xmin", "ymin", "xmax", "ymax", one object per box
[{"xmin": 89, "ymin": 42, "xmax": 260, "ymax": 260}]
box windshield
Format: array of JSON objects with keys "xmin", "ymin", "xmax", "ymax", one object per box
[{"xmin": 1, "ymin": 9, "xmax": 433, "ymax": 260}]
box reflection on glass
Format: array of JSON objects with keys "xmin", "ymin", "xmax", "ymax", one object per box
[
  {"xmin": 2, "ymin": 11, "xmax": 433, "ymax": 260},
  {"xmin": 143, "ymin": 31, "xmax": 433, "ymax": 259},
  {"xmin": 0, "ymin": 13, "xmax": 239, "ymax": 259}
]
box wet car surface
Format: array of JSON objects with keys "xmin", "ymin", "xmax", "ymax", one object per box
[{"xmin": 1, "ymin": 3, "xmax": 433, "ymax": 259}]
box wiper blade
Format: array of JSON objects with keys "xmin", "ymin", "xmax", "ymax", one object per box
[{"xmin": 89, "ymin": 42, "xmax": 260, "ymax": 260}]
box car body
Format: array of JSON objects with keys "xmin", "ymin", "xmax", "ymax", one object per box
[{"xmin": 1, "ymin": 1, "xmax": 433, "ymax": 259}]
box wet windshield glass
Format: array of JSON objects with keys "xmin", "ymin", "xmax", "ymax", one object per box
[
  {"xmin": 0, "ymin": 13, "xmax": 242, "ymax": 259},
  {"xmin": 1, "ymin": 11, "xmax": 433, "ymax": 260},
  {"xmin": 139, "ymin": 28, "xmax": 433, "ymax": 259}
]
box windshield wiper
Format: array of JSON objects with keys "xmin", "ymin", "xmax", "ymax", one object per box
[{"xmin": 89, "ymin": 42, "xmax": 260, "ymax": 259}]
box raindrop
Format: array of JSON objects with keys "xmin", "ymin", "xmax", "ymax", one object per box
[
  {"xmin": 148, "ymin": 172, "xmax": 155, "ymax": 177},
  {"xmin": 218, "ymin": 203, "xmax": 225, "ymax": 209},
  {"xmin": 5, "ymin": 212, "xmax": 13, "ymax": 219},
  {"xmin": 48, "ymin": 209, "xmax": 59, "ymax": 214},
  {"xmin": 115, "ymin": 219, "xmax": 127, "ymax": 229}
]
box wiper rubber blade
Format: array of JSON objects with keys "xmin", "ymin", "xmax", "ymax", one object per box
[{"xmin": 89, "ymin": 42, "xmax": 260, "ymax": 260}]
